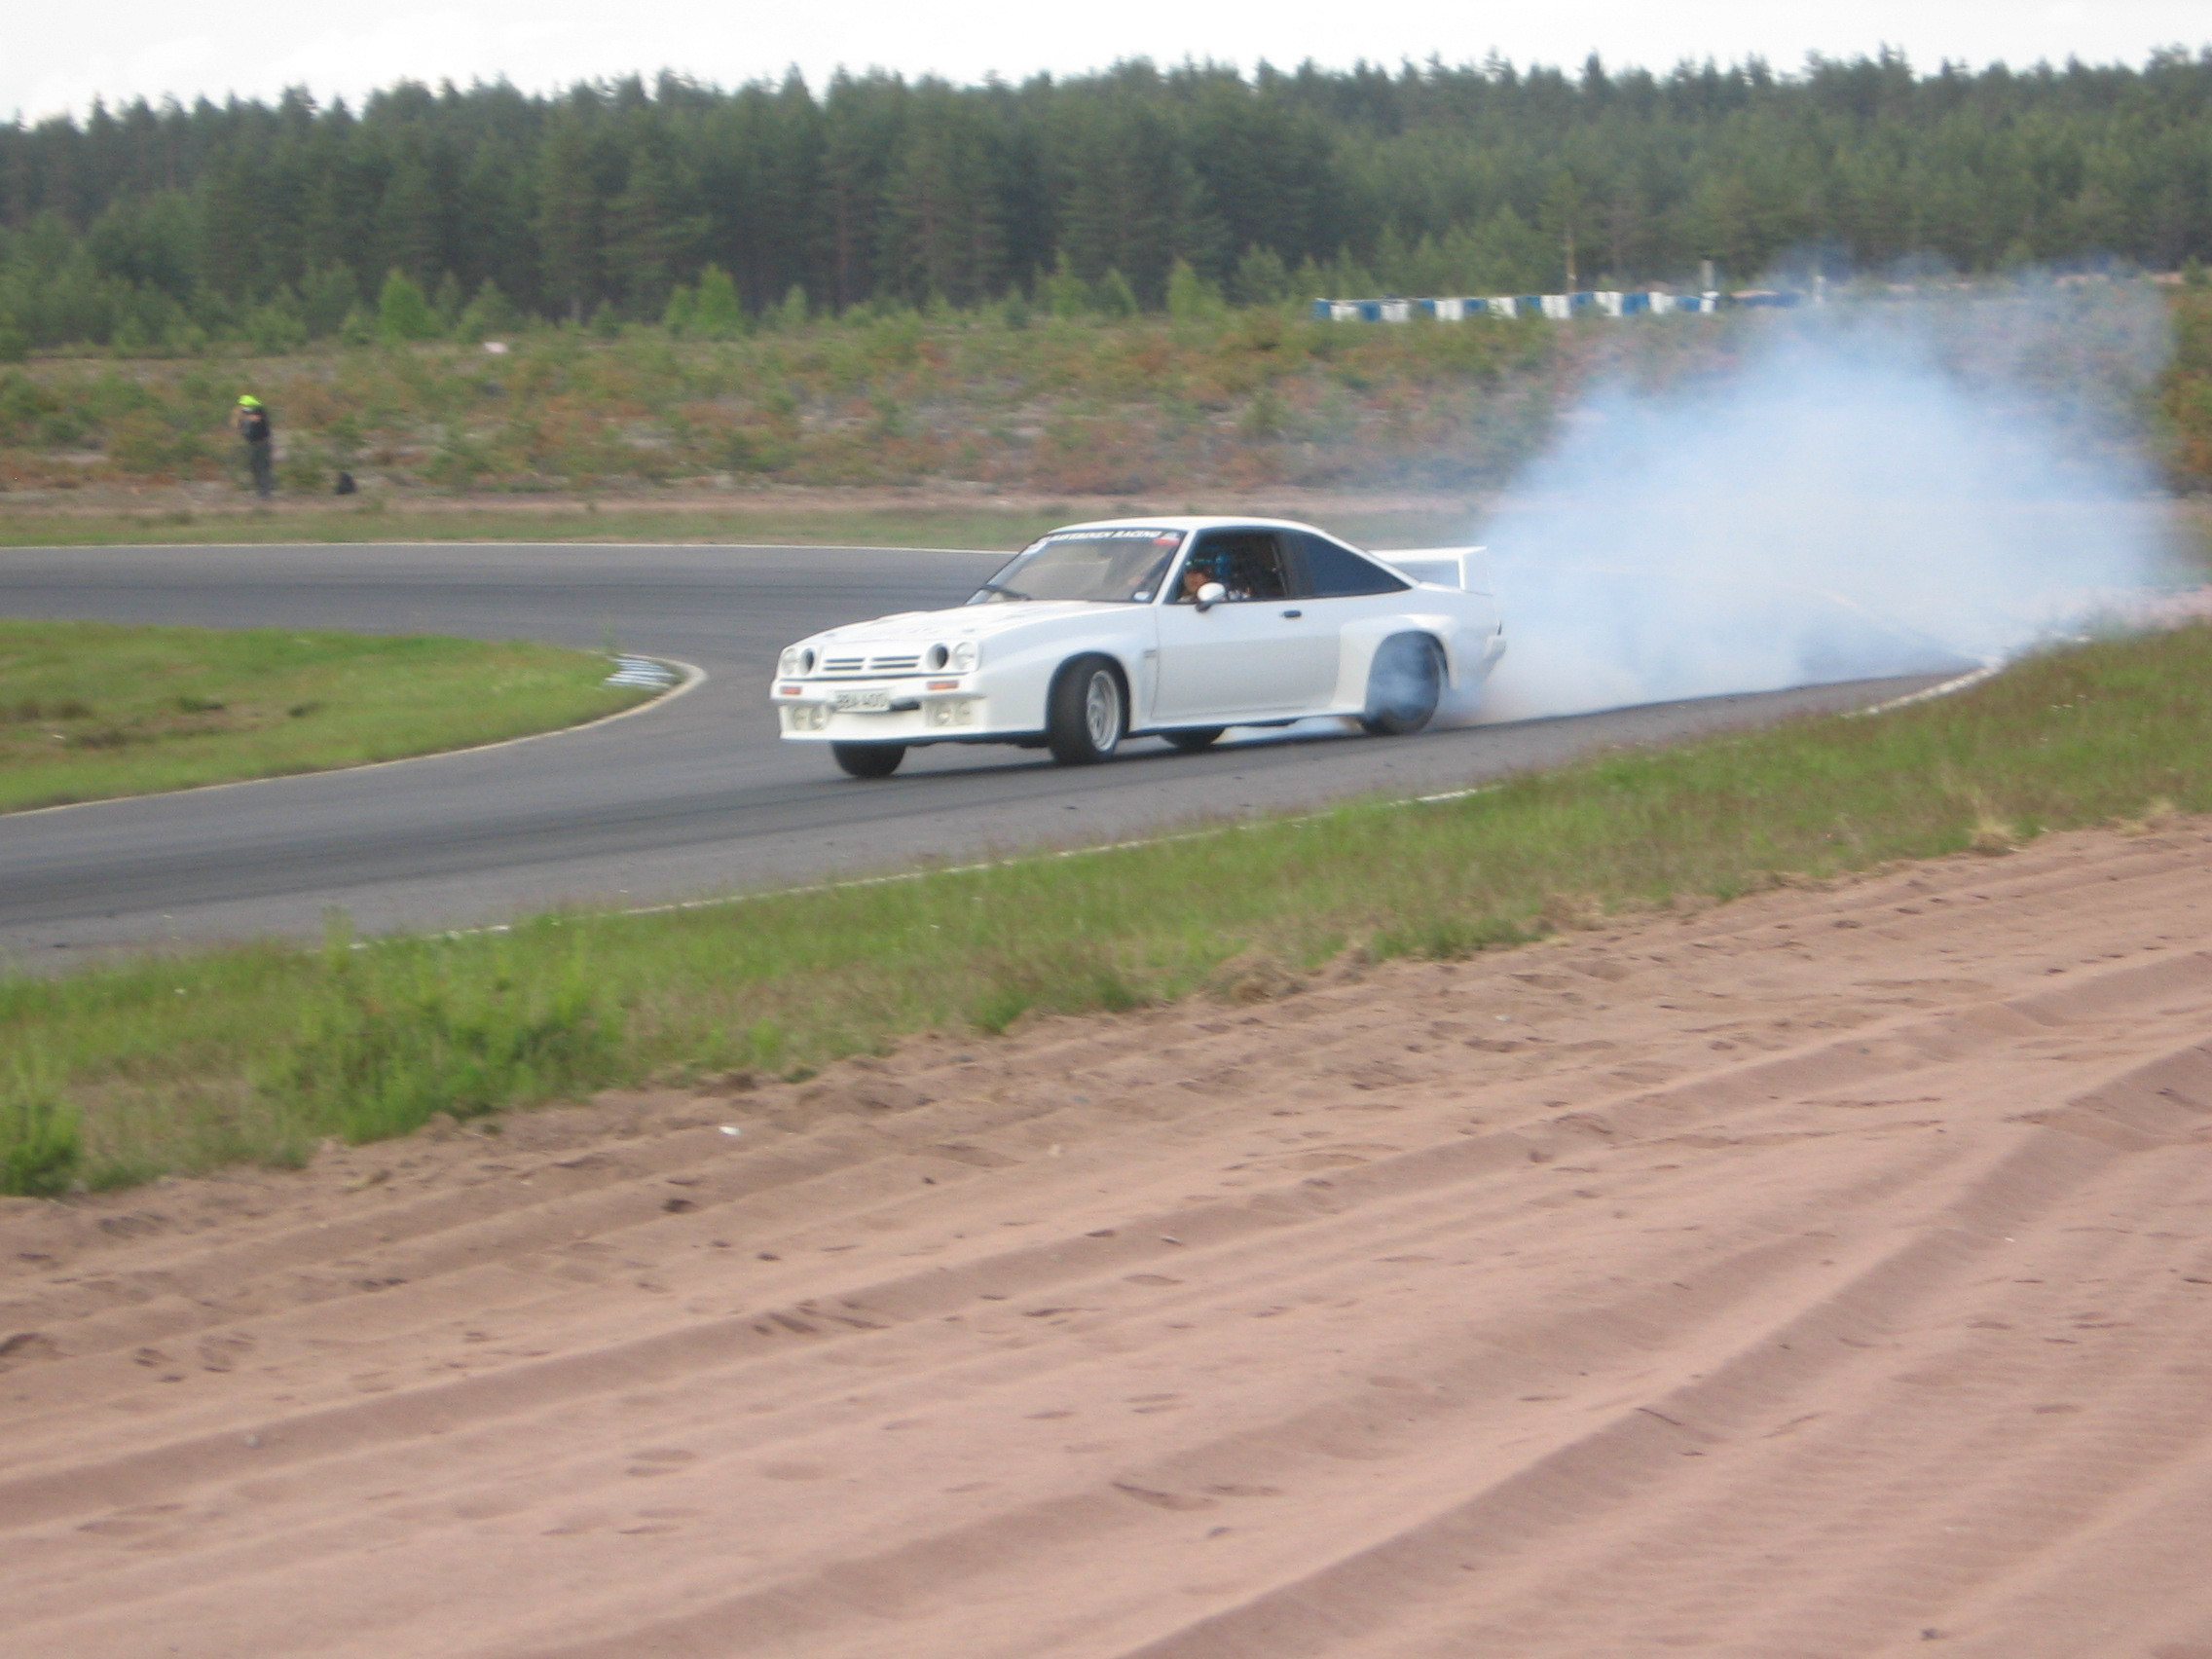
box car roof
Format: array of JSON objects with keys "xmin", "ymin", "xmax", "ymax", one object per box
[{"xmin": 1040, "ymin": 515, "xmax": 1338, "ymax": 536}]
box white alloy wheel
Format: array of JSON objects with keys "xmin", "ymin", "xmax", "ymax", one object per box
[{"xmin": 1084, "ymin": 669, "xmax": 1122, "ymax": 751}]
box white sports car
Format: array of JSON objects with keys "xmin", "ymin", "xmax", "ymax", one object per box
[{"xmin": 772, "ymin": 516, "xmax": 1506, "ymax": 777}]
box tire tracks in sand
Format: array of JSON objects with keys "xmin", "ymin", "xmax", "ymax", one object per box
[{"xmin": 6, "ymin": 825, "xmax": 2212, "ymax": 1657}]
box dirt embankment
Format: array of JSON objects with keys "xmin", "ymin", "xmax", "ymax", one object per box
[{"xmin": 6, "ymin": 824, "xmax": 2212, "ymax": 1657}]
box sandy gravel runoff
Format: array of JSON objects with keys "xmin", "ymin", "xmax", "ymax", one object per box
[{"xmin": 7, "ymin": 826, "xmax": 2212, "ymax": 1658}]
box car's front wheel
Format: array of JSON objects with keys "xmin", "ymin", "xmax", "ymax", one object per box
[
  {"xmin": 1047, "ymin": 655, "xmax": 1126, "ymax": 765},
  {"xmin": 831, "ymin": 741, "xmax": 906, "ymax": 778},
  {"xmin": 1358, "ymin": 634, "xmax": 1443, "ymax": 736}
]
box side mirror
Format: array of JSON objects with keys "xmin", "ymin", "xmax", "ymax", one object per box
[{"xmin": 1196, "ymin": 581, "xmax": 1227, "ymax": 611}]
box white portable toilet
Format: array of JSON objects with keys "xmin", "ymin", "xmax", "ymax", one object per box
[
  {"xmin": 1646, "ymin": 292, "xmax": 1676, "ymax": 314},
  {"xmin": 1380, "ymin": 299, "xmax": 1413, "ymax": 322},
  {"xmin": 1329, "ymin": 301, "xmax": 1361, "ymax": 321},
  {"xmin": 1540, "ymin": 294, "xmax": 1572, "ymax": 320},
  {"xmin": 1594, "ymin": 291, "xmax": 1626, "ymax": 317},
  {"xmin": 1430, "ymin": 296, "xmax": 1467, "ymax": 321},
  {"xmin": 1486, "ymin": 295, "xmax": 1518, "ymax": 319}
]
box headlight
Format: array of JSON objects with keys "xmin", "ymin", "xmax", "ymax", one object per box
[
  {"xmin": 950, "ymin": 641, "xmax": 979, "ymax": 672},
  {"xmin": 779, "ymin": 646, "xmax": 801, "ymax": 676}
]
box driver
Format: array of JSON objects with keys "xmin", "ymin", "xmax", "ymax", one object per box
[{"xmin": 1176, "ymin": 548, "xmax": 1246, "ymax": 602}]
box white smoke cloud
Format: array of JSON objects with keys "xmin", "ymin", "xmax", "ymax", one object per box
[{"xmin": 1470, "ymin": 288, "xmax": 2187, "ymax": 723}]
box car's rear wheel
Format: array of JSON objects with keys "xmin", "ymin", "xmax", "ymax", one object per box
[
  {"xmin": 1358, "ymin": 634, "xmax": 1443, "ymax": 736},
  {"xmin": 830, "ymin": 741, "xmax": 906, "ymax": 778},
  {"xmin": 1163, "ymin": 726, "xmax": 1225, "ymax": 753},
  {"xmin": 1047, "ymin": 655, "xmax": 1126, "ymax": 765}
]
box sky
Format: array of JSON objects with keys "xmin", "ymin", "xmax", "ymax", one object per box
[{"xmin": 10, "ymin": 0, "xmax": 2209, "ymax": 122}]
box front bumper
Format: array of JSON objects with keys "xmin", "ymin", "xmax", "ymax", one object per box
[{"xmin": 774, "ymin": 680, "xmax": 997, "ymax": 742}]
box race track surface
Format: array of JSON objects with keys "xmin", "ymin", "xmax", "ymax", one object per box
[{"xmin": 0, "ymin": 543, "xmax": 1955, "ymax": 961}]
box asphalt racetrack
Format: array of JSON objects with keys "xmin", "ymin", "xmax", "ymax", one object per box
[{"xmin": 0, "ymin": 542, "xmax": 1959, "ymax": 965}]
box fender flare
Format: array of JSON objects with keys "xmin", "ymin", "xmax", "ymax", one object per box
[{"xmin": 1336, "ymin": 613, "xmax": 1467, "ymax": 699}]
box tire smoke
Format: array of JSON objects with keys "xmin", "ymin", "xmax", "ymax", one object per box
[{"xmin": 1472, "ymin": 289, "xmax": 2186, "ymax": 723}]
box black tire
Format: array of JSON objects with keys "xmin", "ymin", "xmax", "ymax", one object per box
[
  {"xmin": 1046, "ymin": 654, "xmax": 1126, "ymax": 766},
  {"xmin": 830, "ymin": 741, "xmax": 906, "ymax": 778},
  {"xmin": 1163, "ymin": 726, "xmax": 1225, "ymax": 753},
  {"xmin": 1358, "ymin": 634, "xmax": 1443, "ymax": 736}
]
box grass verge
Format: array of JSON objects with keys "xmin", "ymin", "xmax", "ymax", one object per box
[
  {"xmin": 0, "ymin": 619, "xmax": 654, "ymax": 813},
  {"xmin": 6, "ymin": 622, "xmax": 2210, "ymax": 1194}
]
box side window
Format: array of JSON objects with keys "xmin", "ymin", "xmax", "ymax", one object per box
[
  {"xmin": 1296, "ymin": 532, "xmax": 1410, "ymax": 598},
  {"xmin": 1173, "ymin": 531, "xmax": 1290, "ymax": 603}
]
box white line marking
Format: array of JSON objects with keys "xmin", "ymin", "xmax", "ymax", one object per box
[
  {"xmin": 5, "ymin": 656, "xmax": 708, "ymax": 821},
  {"xmin": 1843, "ymin": 665, "xmax": 2000, "ymax": 718}
]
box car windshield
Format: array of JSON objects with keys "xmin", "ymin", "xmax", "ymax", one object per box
[{"xmin": 969, "ymin": 529, "xmax": 1185, "ymax": 605}]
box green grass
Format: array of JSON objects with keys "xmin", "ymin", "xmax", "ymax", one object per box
[
  {"xmin": 6, "ymin": 620, "xmax": 2211, "ymax": 1195},
  {"xmin": 0, "ymin": 619, "xmax": 654, "ymax": 813}
]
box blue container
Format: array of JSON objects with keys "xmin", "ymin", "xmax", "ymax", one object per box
[
  {"xmin": 1357, "ymin": 300, "xmax": 1383, "ymax": 322},
  {"xmin": 1311, "ymin": 299, "xmax": 1332, "ymax": 319},
  {"xmin": 1620, "ymin": 291, "xmax": 1650, "ymax": 314},
  {"xmin": 1515, "ymin": 295, "xmax": 1542, "ymax": 316}
]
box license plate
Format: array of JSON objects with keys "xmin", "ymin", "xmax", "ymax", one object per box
[{"xmin": 832, "ymin": 688, "xmax": 892, "ymax": 713}]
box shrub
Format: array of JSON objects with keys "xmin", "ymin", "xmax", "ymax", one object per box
[
  {"xmin": 1094, "ymin": 269, "xmax": 1139, "ymax": 317},
  {"xmin": 1166, "ymin": 259, "xmax": 1225, "ymax": 320},
  {"xmin": 692, "ymin": 266, "xmax": 745, "ymax": 338},
  {"xmin": 377, "ymin": 271, "xmax": 441, "ymax": 343},
  {"xmin": 456, "ymin": 279, "xmax": 521, "ymax": 341}
]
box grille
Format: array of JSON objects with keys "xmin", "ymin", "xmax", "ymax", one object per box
[{"xmin": 816, "ymin": 650, "xmax": 925, "ymax": 677}]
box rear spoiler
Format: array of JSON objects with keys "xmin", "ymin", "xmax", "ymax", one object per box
[{"xmin": 1377, "ymin": 545, "xmax": 1493, "ymax": 595}]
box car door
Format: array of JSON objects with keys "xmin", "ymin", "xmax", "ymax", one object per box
[{"xmin": 1151, "ymin": 529, "xmax": 1339, "ymax": 722}]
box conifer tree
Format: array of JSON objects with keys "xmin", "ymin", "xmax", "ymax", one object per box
[
  {"xmin": 376, "ymin": 269, "xmax": 440, "ymax": 342},
  {"xmin": 691, "ymin": 265, "xmax": 744, "ymax": 337},
  {"xmin": 1165, "ymin": 257, "xmax": 1225, "ymax": 318},
  {"xmin": 456, "ymin": 279, "xmax": 520, "ymax": 340}
]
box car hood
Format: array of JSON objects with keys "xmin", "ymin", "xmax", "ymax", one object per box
[{"xmin": 804, "ymin": 601, "xmax": 1120, "ymax": 645}]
